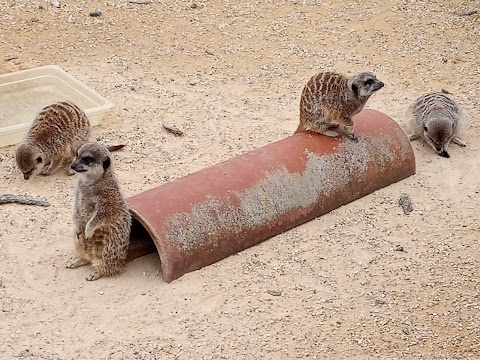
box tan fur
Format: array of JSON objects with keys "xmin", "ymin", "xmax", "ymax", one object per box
[
  {"xmin": 15, "ymin": 101, "xmax": 91, "ymax": 180},
  {"xmin": 408, "ymin": 92, "xmax": 466, "ymax": 158},
  {"xmin": 66, "ymin": 143, "xmax": 132, "ymax": 281},
  {"xmin": 295, "ymin": 71, "xmax": 384, "ymax": 140}
]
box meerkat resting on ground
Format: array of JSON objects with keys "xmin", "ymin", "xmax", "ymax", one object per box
[
  {"xmin": 295, "ymin": 71, "xmax": 384, "ymax": 140},
  {"xmin": 66, "ymin": 142, "xmax": 131, "ymax": 281},
  {"xmin": 15, "ymin": 101, "xmax": 91, "ymax": 180},
  {"xmin": 408, "ymin": 91, "xmax": 466, "ymax": 158}
]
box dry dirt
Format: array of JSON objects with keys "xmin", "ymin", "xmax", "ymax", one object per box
[{"xmin": 0, "ymin": 0, "xmax": 479, "ymax": 359}]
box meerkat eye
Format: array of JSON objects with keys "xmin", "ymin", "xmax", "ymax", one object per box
[
  {"xmin": 423, "ymin": 126, "xmax": 428, "ymax": 132},
  {"xmin": 365, "ymin": 79, "xmax": 374, "ymax": 86},
  {"xmin": 82, "ymin": 156, "xmax": 94, "ymax": 164},
  {"xmin": 36, "ymin": 156, "xmax": 42, "ymax": 163}
]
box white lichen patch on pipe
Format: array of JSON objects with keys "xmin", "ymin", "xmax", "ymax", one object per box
[{"xmin": 165, "ymin": 134, "xmax": 409, "ymax": 252}]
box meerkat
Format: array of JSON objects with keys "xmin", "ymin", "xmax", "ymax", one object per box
[
  {"xmin": 408, "ymin": 92, "xmax": 466, "ymax": 158},
  {"xmin": 66, "ymin": 142, "xmax": 131, "ymax": 281},
  {"xmin": 294, "ymin": 71, "xmax": 384, "ymax": 140},
  {"xmin": 15, "ymin": 101, "xmax": 91, "ymax": 180},
  {"xmin": 15, "ymin": 101, "xmax": 125, "ymax": 180}
]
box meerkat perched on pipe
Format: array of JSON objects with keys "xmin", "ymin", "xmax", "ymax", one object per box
[
  {"xmin": 408, "ymin": 92, "xmax": 466, "ymax": 158},
  {"xmin": 66, "ymin": 142, "xmax": 131, "ymax": 281},
  {"xmin": 15, "ymin": 101, "xmax": 91, "ymax": 180},
  {"xmin": 295, "ymin": 71, "xmax": 384, "ymax": 140}
]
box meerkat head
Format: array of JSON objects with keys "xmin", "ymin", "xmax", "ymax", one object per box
[
  {"xmin": 423, "ymin": 118, "xmax": 454, "ymax": 158},
  {"xmin": 349, "ymin": 72, "xmax": 384, "ymax": 98},
  {"xmin": 15, "ymin": 143, "xmax": 46, "ymax": 180},
  {"xmin": 71, "ymin": 142, "xmax": 112, "ymax": 180}
]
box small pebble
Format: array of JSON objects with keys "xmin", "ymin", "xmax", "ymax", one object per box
[
  {"xmin": 267, "ymin": 289, "xmax": 282, "ymax": 296},
  {"xmin": 455, "ymin": 10, "xmax": 477, "ymax": 17},
  {"xmin": 90, "ymin": 11, "xmax": 102, "ymax": 17},
  {"xmin": 128, "ymin": 0, "xmax": 151, "ymax": 4},
  {"xmin": 398, "ymin": 193, "xmax": 414, "ymax": 215},
  {"xmin": 50, "ymin": 0, "xmax": 60, "ymax": 8},
  {"xmin": 163, "ymin": 123, "xmax": 185, "ymax": 136},
  {"xmin": 395, "ymin": 245, "xmax": 405, "ymax": 252}
]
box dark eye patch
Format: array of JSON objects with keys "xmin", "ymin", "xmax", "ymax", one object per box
[
  {"xmin": 365, "ymin": 79, "xmax": 374, "ymax": 86},
  {"xmin": 36, "ymin": 156, "xmax": 42, "ymax": 163},
  {"xmin": 82, "ymin": 156, "xmax": 94, "ymax": 164}
]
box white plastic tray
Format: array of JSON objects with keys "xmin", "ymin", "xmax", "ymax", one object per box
[{"xmin": 0, "ymin": 65, "xmax": 114, "ymax": 148}]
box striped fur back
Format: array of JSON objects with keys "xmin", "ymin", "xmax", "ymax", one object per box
[
  {"xmin": 300, "ymin": 72, "xmax": 348, "ymax": 122},
  {"xmin": 410, "ymin": 92, "xmax": 460, "ymax": 123},
  {"xmin": 27, "ymin": 101, "xmax": 91, "ymax": 155}
]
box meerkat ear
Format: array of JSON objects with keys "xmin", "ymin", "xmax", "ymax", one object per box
[
  {"xmin": 351, "ymin": 83, "xmax": 359, "ymax": 95},
  {"xmin": 103, "ymin": 157, "xmax": 111, "ymax": 170}
]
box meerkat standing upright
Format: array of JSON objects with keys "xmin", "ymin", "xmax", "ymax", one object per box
[
  {"xmin": 295, "ymin": 71, "xmax": 384, "ymax": 140},
  {"xmin": 66, "ymin": 142, "xmax": 131, "ymax": 281},
  {"xmin": 408, "ymin": 91, "xmax": 466, "ymax": 158},
  {"xmin": 15, "ymin": 101, "xmax": 91, "ymax": 180}
]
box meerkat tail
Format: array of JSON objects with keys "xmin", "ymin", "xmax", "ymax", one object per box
[
  {"xmin": 0, "ymin": 194, "xmax": 50, "ymax": 207},
  {"xmin": 106, "ymin": 144, "xmax": 126, "ymax": 152}
]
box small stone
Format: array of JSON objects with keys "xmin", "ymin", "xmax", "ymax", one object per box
[
  {"xmin": 398, "ymin": 193, "xmax": 413, "ymax": 215},
  {"xmin": 128, "ymin": 0, "xmax": 151, "ymax": 4},
  {"xmin": 190, "ymin": 3, "xmax": 198, "ymax": 8},
  {"xmin": 90, "ymin": 11, "xmax": 102, "ymax": 17},
  {"xmin": 395, "ymin": 245, "xmax": 405, "ymax": 252},
  {"xmin": 267, "ymin": 289, "xmax": 282, "ymax": 296},
  {"xmin": 50, "ymin": 0, "xmax": 61, "ymax": 8},
  {"xmin": 163, "ymin": 123, "xmax": 185, "ymax": 136},
  {"xmin": 99, "ymin": 291, "xmax": 104, "ymax": 295},
  {"xmin": 455, "ymin": 9, "xmax": 477, "ymax": 17}
]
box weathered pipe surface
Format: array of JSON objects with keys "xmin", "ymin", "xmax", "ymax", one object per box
[{"xmin": 127, "ymin": 109, "xmax": 416, "ymax": 283}]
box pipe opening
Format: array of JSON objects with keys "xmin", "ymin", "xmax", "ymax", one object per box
[{"xmin": 126, "ymin": 218, "xmax": 158, "ymax": 263}]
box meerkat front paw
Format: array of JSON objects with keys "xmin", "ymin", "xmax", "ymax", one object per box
[
  {"xmin": 66, "ymin": 257, "xmax": 90, "ymax": 269},
  {"xmin": 84, "ymin": 225, "xmax": 95, "ymax": 241},
  {"xmin": 86, "ymin": 271, "xmax": 102, "ymax": 281},
  {"xmin": 66, "ymin": 168, "xmax": 76, "ymax": 176},
  {"xmin": 452, "ymin": 137, "xmax": 467, "ymax": 147}
]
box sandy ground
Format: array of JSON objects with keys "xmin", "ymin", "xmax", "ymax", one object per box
[{"xmin": 1, "ymin": 0, "xmax": 479, "ymax": 359}]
